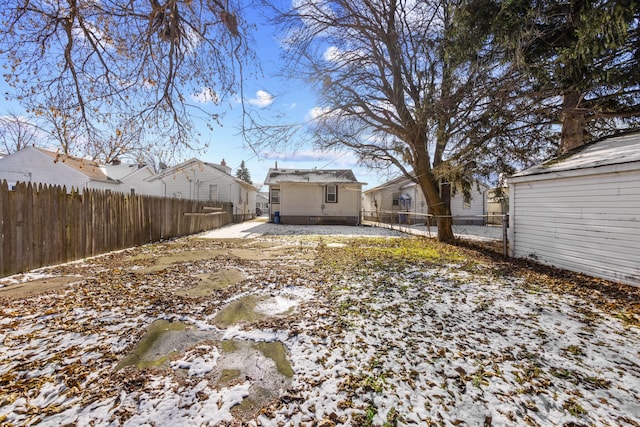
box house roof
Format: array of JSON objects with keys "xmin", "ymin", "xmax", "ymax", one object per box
[
  {"xmin": 512, "ymin": 131, "xmax": 640, "ymax": 178},
  {"xmin": 102, "ymin": 163, "xmax": 152, "ymax": 181},
  {"xmin": 35, "ymin": 148, "xmax": 115, "ymax": 182},
  {"xmin": 364, "ymin": 175, "xmax": 488, "ymax": 194},
  {"xmin": 264, "ymin": 168, "xmax": 362, "ymax": 185},
  {"xmin": 363, "ymin": 175, "xmax": 410, "ymax": 193}
]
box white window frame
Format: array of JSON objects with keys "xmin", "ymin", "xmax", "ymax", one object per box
[
  {"xmin": 325, "ymin": 184, "xmax": 338, "ymax": 203},
  {"xmin": 271, "ymin": 189, "xmax": 280, "ymax": 204}
]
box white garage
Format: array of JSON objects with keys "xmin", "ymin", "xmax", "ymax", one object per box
[{"xmin": 508, "ymin": 132, "xmax": 640, "ymax": 286}]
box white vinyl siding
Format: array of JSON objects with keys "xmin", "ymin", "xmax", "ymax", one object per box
[
  {"xmin": 510, "ymin": 168, "xmax": 640, "ymax": 286},
  {"xmin": 209, "ymin": 184, "xmax": 218, "ymax": 201},
  {"xmin": 0, "ymin": 147, "xmax": 90, "ymax": 191},
  {"xmin": 450, "ymin": 186, "xmax": 485, "ymax": 219},
  {"xmin": 279, "ymin": 183, "xmax": 360, "ymax": 217},
  {"xmin": 158, "ymin": 163, "xmax": 236, "ymax": 202},
  {"xmin": 281, "ymin": 184, "xmax": 322, "ymax": 215},
  {"xmin": 363, "ymin": 179, "xmax": 486, "ymax": 220}
]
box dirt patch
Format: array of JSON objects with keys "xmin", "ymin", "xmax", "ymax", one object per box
[
  {"xmin": 229, "ymin": 248, "xmax": 281, "ymax": 260},
  {"xmin": 212, "ymin": 293, "xmax": 303, "ymax": 328},
  {"xmin": 135, "ymin": 249, "xmax": 229, "ymax": 273},
  {"xmin": 0, "ymin": 276, "xmax": 83, "ymax": 300},
  {"xmin": 212, "ymin": 295, "xmax": 265, "ymax": 328},
  {"xmin": 230, "ymin": 244, "xmax": 315, "ymax": 261},
  {"xmin": 176, "ymin": 268, "xmax": 245, "ymax": 297}
]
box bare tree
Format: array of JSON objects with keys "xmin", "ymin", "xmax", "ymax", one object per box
[
  {"xmin": 0, "ymin": 0, "xmax": 255, "ymax": 154},
  {"xmin": 0, "ymin": 112, "xmax": 40, "ymax": 154},
  {"xmin": 258, "ymin": 0, "xmax": 552, "ymax": 242}
]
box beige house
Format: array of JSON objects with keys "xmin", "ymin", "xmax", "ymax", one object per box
[
  {"xmin": 363, "ymin": 176, "xmax": 488, "ymax": 225},
  {"xmin": 486, "ymin": 187, "xmax": 509, "ymax": 225},
  {"xmin": 264, "ymin": 168, "xmax": 364, "ymax": 225}
]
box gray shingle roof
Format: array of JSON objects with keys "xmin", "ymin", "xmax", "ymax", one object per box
[
  {"xmin": 264, "ymin": 168, "xmax": 360, "ymax": 185},
  {"xmin": 512, "ymin": 131, "xmax": 640, "ymax": 178}
]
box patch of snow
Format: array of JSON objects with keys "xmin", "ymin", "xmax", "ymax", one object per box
[
  {"xmin": 255, "ymin": 295, "xmax": 299, "ymax": 315},
  {"xmin": 170, "ymin": 345, "xmax": 220, "ymax": 377},
  {"xmin": 200, "ymin": 220, "xmax": 405, "ymax": 239}
]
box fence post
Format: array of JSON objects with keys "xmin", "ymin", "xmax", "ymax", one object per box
[{"xmin": 502, "ymin": 213, "xmax": 509, "ymax": 258}]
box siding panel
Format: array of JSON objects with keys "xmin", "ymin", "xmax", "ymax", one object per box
[{"xmin": 511, "ymin": 168, "xmax": 640, "ymax": 286}]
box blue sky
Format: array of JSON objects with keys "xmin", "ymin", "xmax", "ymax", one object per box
[
  {"xmin": 0, "ymin": 5, "xmax": 393, "ymax": 191},
  {"xmin": 193, "ymin": 8, "xmax": 392, "ymax": 190}
]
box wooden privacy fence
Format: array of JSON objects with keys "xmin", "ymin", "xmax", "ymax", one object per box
[{"xmin": 0, "ymin": 181, "xmax": 233, "ymax": 277}]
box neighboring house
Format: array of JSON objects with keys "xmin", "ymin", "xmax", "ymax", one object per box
[
  {"xmin": 264, "ymin": 168, "xmax": 364, "ymax": 225},
  {"xmin": 508, "ymin": 131, "xmax": 640, "ymax": 287},
  {"xmin": 147, "ymin": 158, "xmax": 257, "ymax": 222},
  {"xmin": 256, "ymin": 192, "xmax": 269, "ymax": 215},
  {"xmin": 363, "ymin": 176, "xmax": 488, "ymax": 225},
  {"xmin": 0, "ymin": 146, "xmax": 158, "ymax": 194},
  {"xmin": 486, "ymin": 187, "xmax": 509, "ymax": 225},
  {"xmin": 95, "ymin": 160, "xmax": 159, "ymax": 195}
]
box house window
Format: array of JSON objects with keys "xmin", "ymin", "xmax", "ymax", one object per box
[
  {"xmin": 463, "ymin": 193, "xmax": 471, "ymax": 209},
  {"xmin": 130, "ymin": 187, "xmax": 136, "ymax": 195},
  {"xmin": 399, "ymin": 194, "xmax": 412, "ymax": 210},
  {"xmin": 271, "ymin": 189, "xmax": 280, "ymax": 204},
  {"xmin": 325, "ymin": 185, "xmax": 338, "ymax": 203}
]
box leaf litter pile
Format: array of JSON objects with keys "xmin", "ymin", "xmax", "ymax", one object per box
[{"xmin": 1, "ymin": 231, "xmax": 639, "ymax": 426}]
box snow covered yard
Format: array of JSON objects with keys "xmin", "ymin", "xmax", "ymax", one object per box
[{"xmin": 1, "ymin": 225, "xmax": 639, "ymax": 426}]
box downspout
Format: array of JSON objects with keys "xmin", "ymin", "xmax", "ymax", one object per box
[
  {"xmin": 357, "ymin": 185, "xmax": 362, "ymax": 225},
  {"xmin": 414, "ymin": 185, "xmax": 418, "ymax": 224}
]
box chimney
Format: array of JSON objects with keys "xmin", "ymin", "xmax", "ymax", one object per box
[
  {"xmin": 218, "ymin": 158, "xmax": 231, "ymax": 174},
  {"xmin": 275, "ymin": 161, "xmax": 278, "ymax": 170}
]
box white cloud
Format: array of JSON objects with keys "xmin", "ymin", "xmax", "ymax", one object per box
[
  {"xmin": 248, "ymin": 90, "xmax": 274, "ymax": 108},
  {"xmin": 323, "ymin": 46, "xmax": 341, "ymax": 62},
  {"xmin": 191, "ymin": 87, "xmax": 220, "ymax": 104},
  {"xmin": 306, "ymin": 106, "xmax": 331, "ymax": 121},
  {"xmin": 262, "ymin": 149, "xmax": 357, "ymax": 167}
]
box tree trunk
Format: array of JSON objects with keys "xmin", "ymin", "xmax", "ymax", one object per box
[
  {"xmin": 436, "ymin": 213, "xmax": 454, "ymax": 242},
  {"xmin": 560, "ymin": 90, "xmax": 587, "ymax": 153},
  {"xmin": 415, "ymin": 163, "xmax": 455, "ymax": 242}
]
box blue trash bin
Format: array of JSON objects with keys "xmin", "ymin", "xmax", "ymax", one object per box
[{"xmin": 274, "ymin": 211, "xmax": 280, "ymax": 224}]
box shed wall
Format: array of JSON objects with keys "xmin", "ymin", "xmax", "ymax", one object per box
[{"xmin": 510, "ymin": 168, "xmax": 640, "ymax": 286}]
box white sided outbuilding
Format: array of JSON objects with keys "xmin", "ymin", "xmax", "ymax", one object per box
[{"xmin": 508, "ymin": 132, "xmax": 640, "ymax": 286}]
